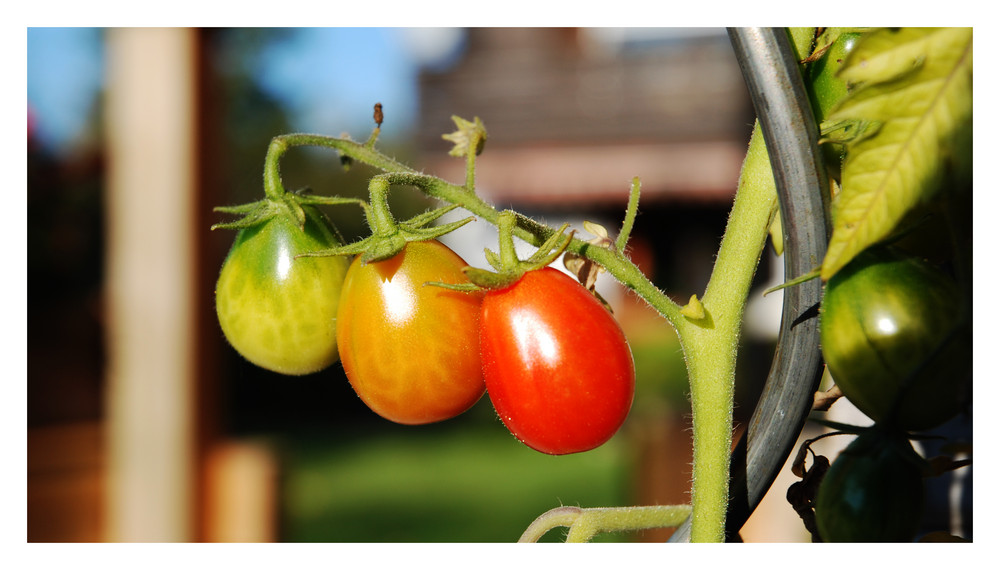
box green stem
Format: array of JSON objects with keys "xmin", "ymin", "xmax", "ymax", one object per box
[
  {"xmin": 496, "ymin": 211, "xmax": 519, "ymax": 267},
  {"xmin": 674, "ymin": 121, "xmax": 777, "ymax": 542},
  {"xmin": 365, "ymin": 177, "xmax": 398, "ymax": 238},
  {"xmin": 263, "ymin": 137, "xmax": 289, "ymax": 200},
  {"xmin": 519, "ymin": 505, "xmax": 693, "ymax": 543},
  {"xmin": 615, "ymin": 177, "xmax": 642, "ymax": 253},
  {"xmin": 464, "ymin": 134, "xmax": 479, "ymax": 192}
]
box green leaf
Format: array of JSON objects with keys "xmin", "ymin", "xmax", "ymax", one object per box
[{"xmin": 821, "ymin": 27, "xmax": 972, "ymax": 280}]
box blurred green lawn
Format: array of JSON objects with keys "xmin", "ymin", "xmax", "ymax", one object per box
[{"xmin": 280, "ymin": 409, "xmax": 634, "ymax": 543}]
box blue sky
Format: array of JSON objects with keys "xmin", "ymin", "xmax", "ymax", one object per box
[
  {"xmin": 26, "ymin": 28, "xmax": 465, "ymax": 153},
  {"xmin": 251, "ymin": 28, "xmax": 464, "ymax": 139},
  {"xmin": 27, "ymin": 28, "xmax": 105, "ymax": 152},
  {"xmin": 26, "ymin": 28, "xmax": 740, "ymax": 154}
]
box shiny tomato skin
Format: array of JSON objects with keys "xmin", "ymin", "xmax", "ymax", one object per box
[
  {"xmin": 215, "ymin": 206, "xmax": 349, "ymax": 375},
  {"xmin": 807, "ymin": 31, "xmax": 861, "ymax": 121},
  {"xmin": 820, "ymin": 247, "xmax": 969, "ymax": 431},
  {"xmin": 480, "ymin": 267, "xmax": 635, "ymax": 455},
  {"xmin": 336, "ymin": 240, "xmax": 485, "ymax": 425}
]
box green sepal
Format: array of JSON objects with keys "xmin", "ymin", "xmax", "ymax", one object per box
[
  {"xmin": 296, "ymin": 193, "xmax": 368, "ymax": 208},
  {"xmin": 297, "ymin": 236, "xmax": 376, "ymax": 261},
  {"xmin": 483, "ymin": 248, "xmax": 503, "ymax": 271},
  {"xmin": 805, "ymin": 416, "xmax": 871, "ymax": 435},
  {"xmin": 361, "ymin": 234, "xmax": 408, "ymax": 264},
  {"xmin": 763, "ymin": 266, "xmax": 821, "ymax": 296},
  {"xmin": 302, "ymin": 204, "xmax": 476, "ymax": 265},
  {"xmin": 819, "ymin": 118, "xmax": 880, "ymax": 146},
  {"xmin": 213, "ymin": 199, "xmax": 267, "ymax": 216},
  {"xmin": 210, "ymin": 201, "xmax": 273, "ymax": 231},
  {"xmin": 399, "ymin": 204, "xmax": 463, "ymax": 231},
  {"xmin": 460, "ymin": 221, "xmax": 574, "ymax": 292},
  {"xmin": 212, "ymin": 188, "xmax": 366, "ymax": 233},
  {"xmin": 423, "ymin": 280, "xmax": 484, "ymax": 293},
  {"xmin": 523, "ymin": 223, "xmax": 573, "ymax": 268},
  {"xmin": 461, "ymin": 266, "xmax": 521, "ymax": 291},
  {"xmin": 442, "ymin": 115, "xmax": 487, "ymax": 158},
  {"xmin": 283, "ymin": 194, "xmax": 307, "ymax": 229}
]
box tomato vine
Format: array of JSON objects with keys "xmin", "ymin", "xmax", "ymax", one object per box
[
  {"xmin": 212, "ymin": 26, "xmax": 972, "ymax": 543},
  {"xmin": 234, "ymin": 102, "xmax": 777, "ymax": 540}
]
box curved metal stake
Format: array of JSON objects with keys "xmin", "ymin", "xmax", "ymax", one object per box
[{"xmin": 669, "ymin": 27, "xmax": 830, "ymax": 542}]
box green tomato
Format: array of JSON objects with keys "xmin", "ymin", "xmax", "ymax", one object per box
[
  {"xmin": 820, "ymin": 246, "xmax": 970, "ymax": 431},
  {"xmin": 805, "ymin": 30, "xmax": 862, "ymax": 180},
  {"xmin": 815, "ymin": 428, "xmax": 925, "ymax": 542},
  {"xmin": 215, "ymin": 205, "xmax": 349, "ymax": 375},
  {"xmin": 807, "ymin": 30, "xmax": 861, "ymax": 121}
]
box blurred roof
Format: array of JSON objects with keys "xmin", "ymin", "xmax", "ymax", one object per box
[{"xmin": 416, "ymin": 28, "xmax": 754, "ymax": 205}]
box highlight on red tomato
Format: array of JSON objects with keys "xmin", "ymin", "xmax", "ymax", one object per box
[
  {"xmin": 479, "ymin": 266, "xmax": 635, "ymax": 455},
  {"xmin": 215, "ymin": 205, "xmax": 349, "ymax": 376},
  {"xmin": 336, "ymin": 240, "xmax": 486, "ymax": 425}
]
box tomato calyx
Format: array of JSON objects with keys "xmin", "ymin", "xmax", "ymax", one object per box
[
  {"xmin": 212, "ymin": 187, "xmax": 363, "ymax": 237},
  {"xmin": 304, "ymin": 201, "xmax": 473, "ymax": 265},
  {"xmin": 299, "ymin": 172, "xmax": 477, "ymax": 265},
  {"xmin": 442, "ymin": 115, "xmax": 487, "ymax": 158},
  {"xmin": 433, "ymin": 210, "xmax": 575, "ymax": 293}
]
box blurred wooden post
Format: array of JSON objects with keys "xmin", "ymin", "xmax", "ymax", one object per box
[{"xmin": 104, "ymin": 27, "xmax": 199, "ymax": 542}]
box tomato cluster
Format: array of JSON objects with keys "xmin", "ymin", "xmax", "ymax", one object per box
[
  {"xmin": 216, "ymin": 218, "xmax": 635, "ymax": 454},
  {"xmin": 798, "ymin": 27, "xmax": 972, "ymax": 542},
  {"xmin": 813, "ymin": 246, "xmax": 969, "ymax": 541}
]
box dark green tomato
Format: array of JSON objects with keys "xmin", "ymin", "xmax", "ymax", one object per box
[
  {"xmin": 820, "ymin": 246, "xmax": 969, "ymax": 431},
  {"xmin": 215, "ymin": 206, "xmax": 349, "ymax": 375},
  {"xmin": 815, "ymin": 428, "xmax": 925, "ymax": 542},
  {"xmin": 807, "ymin": 31, "xmax": 861, "ymax": 121}
]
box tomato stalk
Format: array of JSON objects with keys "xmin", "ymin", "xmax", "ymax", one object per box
[
  {"xmin": 518, "ymin": 505, "xmax": 693, "ymax": 543},
  {"xmin": 673, "ymin": 122, "xmax": 777, "ymax": 541}
]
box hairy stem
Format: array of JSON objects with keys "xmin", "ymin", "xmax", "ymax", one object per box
[
  {"xmin": 518, "ymin": 505, "xmax": 693, "ymax": 543},
  {"xmin": 674, "ymin": 121, "xmax": 777, "ymax": 541}
]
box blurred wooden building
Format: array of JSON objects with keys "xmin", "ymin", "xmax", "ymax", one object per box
[{"xmin": 416, "ymin": 28, "xmax": 755, "ymax": 207}]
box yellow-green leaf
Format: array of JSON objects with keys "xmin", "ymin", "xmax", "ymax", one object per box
[{"xmin": 820, "ymin": 27, "xmax": 972, "ymax": 280}]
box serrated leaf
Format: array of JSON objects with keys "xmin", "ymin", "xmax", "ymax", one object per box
[{"xmin": 821, "ymin": 27, "xmax": 972, "ymax": 280}]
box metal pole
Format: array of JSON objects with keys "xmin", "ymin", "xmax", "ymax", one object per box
[{"xmin": 670, "ymin": 27, "xmax": 829, "ymax": 542}]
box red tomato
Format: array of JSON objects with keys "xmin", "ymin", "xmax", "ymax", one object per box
[
  {"xmin": 336, "ymin": 240, "xmax": 485, "ymax": 424},
  {"xmin": 480, "ymin": 267, "xmax": 635, "ymax": 455}
]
